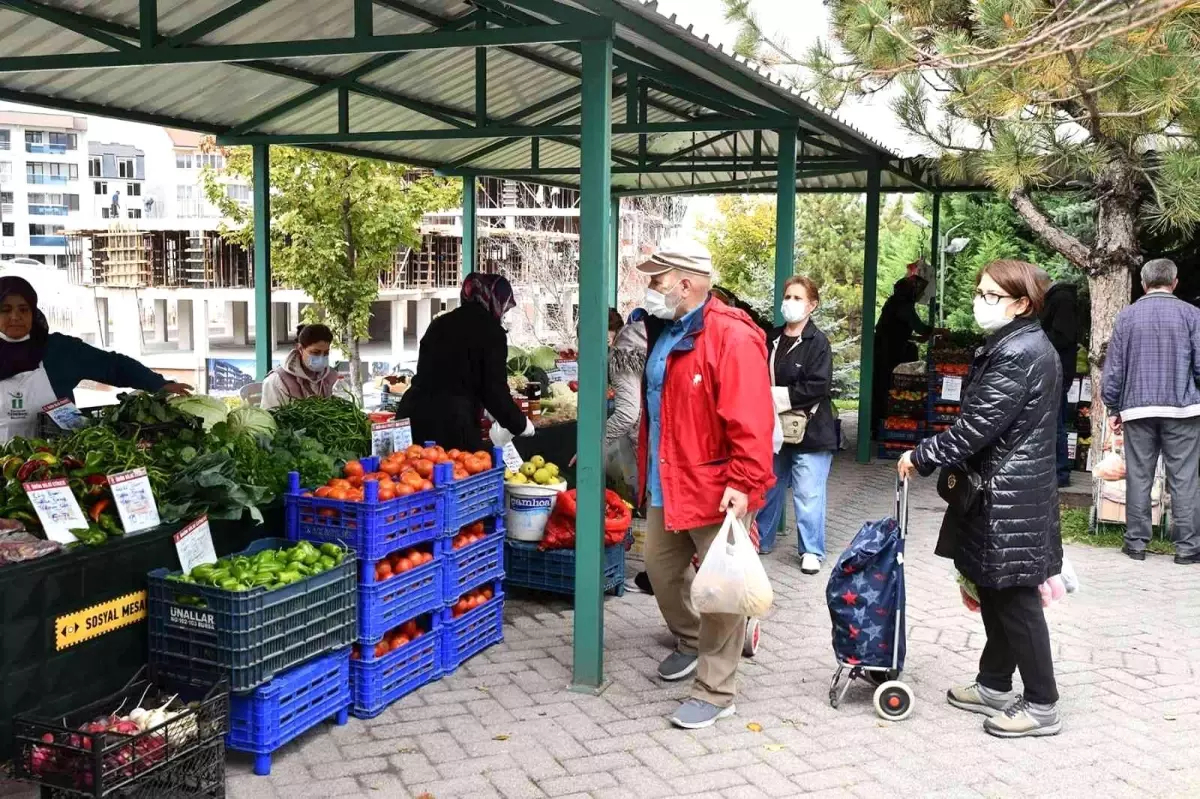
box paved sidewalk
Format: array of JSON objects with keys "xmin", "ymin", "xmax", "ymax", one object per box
[{"xmin": 220, "ymin": 449, "xmax": 1200, "ymax": 799}]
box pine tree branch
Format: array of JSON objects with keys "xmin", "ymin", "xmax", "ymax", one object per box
[{"xmin": 1009, "ymin": 189, "xmax": 1091, "ymax": 269}]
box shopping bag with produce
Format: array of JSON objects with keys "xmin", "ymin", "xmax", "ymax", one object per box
[{"xmin": 690, "ymin": 512, "xmax": 774, "ymax": 618}]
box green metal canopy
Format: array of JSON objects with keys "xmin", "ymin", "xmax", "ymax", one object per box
[{"xmin": 0, "ymin": 0, "xmax": 959, "ymax": 690}]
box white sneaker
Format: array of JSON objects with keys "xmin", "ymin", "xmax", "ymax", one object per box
[{"xmin": 800, "ymin": 553, "xmax": 821, "ymax": 575}]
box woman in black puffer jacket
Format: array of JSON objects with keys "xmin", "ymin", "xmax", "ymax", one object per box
[{"xmin": 898, "ymin": 259, "xmax": 1063, "ymax": 740}]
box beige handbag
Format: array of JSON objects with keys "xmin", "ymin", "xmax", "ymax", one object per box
[{"xmin": 770, "ymin": 337, "xmax": 819, "ymax": 446}]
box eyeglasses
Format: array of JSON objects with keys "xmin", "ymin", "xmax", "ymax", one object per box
[{"xmin": 974, "ymin": 290, "xmax": 1013, "ymax": 306}]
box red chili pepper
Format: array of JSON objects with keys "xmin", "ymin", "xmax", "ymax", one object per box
[{"xmin": 88, "ymin": 498, "xmax": 111, "ymax": 523}]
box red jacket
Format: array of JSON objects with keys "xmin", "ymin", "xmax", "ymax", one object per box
[{"xmin": 637, "ymin": 297, "xmax": 776, "ymax": 531}]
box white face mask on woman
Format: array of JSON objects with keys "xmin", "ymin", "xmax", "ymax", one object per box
[
  {"xmin": 972, "ymin": 296, "xmax": 1016, "ymax": 333},
  {"xmin": 780, "ymin": 300, "xmax": 811, "ymax": 325}
]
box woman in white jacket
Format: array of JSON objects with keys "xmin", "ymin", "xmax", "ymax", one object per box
[{"xmin": 261, "ymin": 324, "xmax": 352, "ymax": 410}]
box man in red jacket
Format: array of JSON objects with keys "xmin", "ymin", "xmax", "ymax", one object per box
[{"xmin": 636, "ymin": 240, "xmax": 776, "ymax": 729}]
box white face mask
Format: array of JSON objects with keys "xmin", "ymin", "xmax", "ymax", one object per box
[
  {"xmin": 780, "ymin": 300, "xmax": 811, "ymax": 325},
  {"xmin": 0, "ymin": 331, "xmax": 31, "ymax": 343},
  {"xmin": 302, "ymin": 353, "xmax": 328, "ymax": 372},
  {"xmin": 972, "ymin": 297, "xmax": 1015, "ymax": 333},
  {"xmin": 645, "ymin": 280, "xmax": 683, "ymax": 321}
]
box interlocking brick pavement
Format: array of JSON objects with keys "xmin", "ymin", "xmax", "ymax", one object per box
[{"xmin": 5, "ymin": 425, "xmax": 1198, "ymax": 799}]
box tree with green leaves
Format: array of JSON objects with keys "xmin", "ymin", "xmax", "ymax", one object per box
[
  {"xmin": 202, "ymin": 145, "xmax": 456, "ymax": 402},
  {"xmin": 725, "ymin": 0, "xmax": 1200, "ymax": 449}
]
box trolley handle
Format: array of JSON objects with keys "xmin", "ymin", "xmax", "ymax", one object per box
[{"xmin": 894, "ymin": 476, "xmax": 910, "ymax": 535}]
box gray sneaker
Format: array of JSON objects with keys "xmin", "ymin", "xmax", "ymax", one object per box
[
  {"xmin": 657, "ymin": 651, "xmax": 698, "ymax": 681},
  {"xmin": 983, "ymin": 697, "xmax": 1063, "ymax": 738},
  {"xmin": 946, "ymin": 682, "xmax": 1017, "ymax": 717},
  {"xmin": 669, "ymin": 698, "xmax": 736, "ymax": 729}
]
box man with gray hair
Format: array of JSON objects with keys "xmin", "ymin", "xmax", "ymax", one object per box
[{"xmin": 1102, "ymin": 258, "xmax": 1200, "ymax": 564}]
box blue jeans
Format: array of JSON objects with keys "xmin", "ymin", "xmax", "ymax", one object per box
[{"xmin": 758, "ymin": 449, "xmax": 834, "ymax": 557}]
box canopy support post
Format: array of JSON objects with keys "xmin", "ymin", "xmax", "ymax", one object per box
[
  {"xmin": 572, "ymin": 32, "xmax": 613, "ymax": 692},
  {"xmin": 462, "ymin": 175, "xmax": 477, "ymax": 277},
  {"xmin": 856, "ymin": 166, "xmax": 882, "ymax": 463},
  {"xmin": 609, "ymin": 196, "xmax": 620, "ymax": 309},
  {"xmin": 773, "ymin": 126, "xmax": 798, "ymax": 325},
  {"xmin": 930, "ymin": 192, "xmax": 942, "ymax": 326},
  {"xmin": 252, "ymin": 143, "xmax": 272, "ymax": 380}
]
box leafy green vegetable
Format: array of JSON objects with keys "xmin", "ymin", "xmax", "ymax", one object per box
[
  {"xmin": 158, "ymin": 450, "xmax": 271, "ymax": 524},
  {"xmin": 529, "ymin": 346, "xmax": 559, "ymax": 372},
  {"xmin": 226, "ymin": 407, "xmax": 277, "ymax": 439},
  {"xmin": 169, "ymin": 394, "xmax": 232, "ymax": 431},
  {"xmin": 100, "ymin": 391, "xmax": 205, "ymax": 445},
  {"xmin": 270, "ymin": 396, "xmax": 370, "ymax": 459}
]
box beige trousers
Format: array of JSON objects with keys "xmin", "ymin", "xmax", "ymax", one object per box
[{"xmin": 644, "ymin": 507, "xmax": 748, "ymax": 707}]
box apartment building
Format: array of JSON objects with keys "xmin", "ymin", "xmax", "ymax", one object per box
[
  {"xmin": 88, "ymin": 141, "xmax": 147, "ymax": 221},
  {"xmin": 166, "ymin": 128, "xmax": 247, "ymax": 223},
  {"xmin": 0, "ymin": 110, "xmax": 88, "ymax": 267}
]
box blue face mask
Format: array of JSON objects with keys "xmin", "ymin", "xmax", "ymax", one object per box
[{"xmin": 302, "ymin": 353, "xmax": 328, "ymax": 372}]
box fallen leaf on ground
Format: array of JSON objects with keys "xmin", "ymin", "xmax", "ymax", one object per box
[
  {"xmin": 493, "ymin": 734, "xmax": 511, "ymax": 740},
  {"xmin": 746, "ymin": 722, "xmax": 763, "ymax": 732}
]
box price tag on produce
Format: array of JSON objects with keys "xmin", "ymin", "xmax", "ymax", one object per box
[
  {"xmin": 1067, "ymin": 379, "xmax": 1081, "ymax": 404},
  {"xmin": 108, "ymin": 467, "xmax": 160, "ymax": 533},
  {"xmin": 371, "ymin": 421, "xmax": 398, "ymax": 458},
  {"xmin": 555, "ymin": 360, "xmax": 578, "ymax": 381},
  {"xmin": 940, "ymin": 376, "xmax": 963, "ymax": 404},
  {"xmin": 23, "ymin": 478, "xmax": 86, "ymax": 544},
  {"xmin": 41, "ymin": 399, "xmax": 87, "ymax": 431},
  {"xmin": 174, "ymin": 515, "xmax": 217, "ymax": 573},
  {"xmin": 1080, "ymin": 379, "xmax": 1092, "ymax": 403},
  {"xmin": 393, "ymin": 418, "xmax": 413, "ymax": 451},
  {"xmin": 502, "ymin": 442, "xmax": 524, "ymax": 473}
]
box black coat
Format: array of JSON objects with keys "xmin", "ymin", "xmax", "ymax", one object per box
[
  {"xmin": 912, "ymin": 318, "xmax": 1063, "ymax": 590},
  {"xmin": 1039, "ymin": 282, "xmax": 1079, "ymax": 383},
  {"xmin": 397, "ymin": 302, "xmax": 527, "ymax": 452},
  {"xmin": 768, "ymin": 323, "xmax": 837, "ymax": 452}
]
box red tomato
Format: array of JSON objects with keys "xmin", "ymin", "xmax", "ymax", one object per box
[{"xmin": 343, "ymin": 460, "xmax": 365, "ymax": 478}]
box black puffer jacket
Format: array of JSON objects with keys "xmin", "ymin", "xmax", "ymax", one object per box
[{"xmin": 911, "ymin": 318, "xmax": 1063, "ymax": 590}]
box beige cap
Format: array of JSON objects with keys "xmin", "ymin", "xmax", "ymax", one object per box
[{"xmin": 636, "ymin": 237, "xmax": 713, "ymax": 277}]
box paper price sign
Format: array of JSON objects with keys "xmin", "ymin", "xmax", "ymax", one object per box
[
  {"xmin": 371, "ymin": 421, "xmax": 398, "ymax": 458},
  {"xmin": 555, "ymin": 360, "xmax": 578, "ymax": 381},
  {"xmin": 393, "ymin": 418, "xmax": 413, "ymax": 451},
  {"xmin": 23, "ymin": 478, "xmax": 86, "ymax": 544},
  {"xmin": 108, "ymin": 468, "xmax": 160, "ymax": 533},
  {"xmin": 940, "ymin": 376, "xmax": 963, "ymax": 404},
  {"xmin": 502, "ymin": 442, "xmax": 525, "ymax": 473},
  {"xmin": 41, "ymin": 399, "xmax": 87, "ymax": 431},
  {"xmin": 1080, "ymin": 379, "xmax": 1093, "ymax": 403},
  {"xmin": 174, "ymin": 515, "xmax": 217, "ymax": 574}
]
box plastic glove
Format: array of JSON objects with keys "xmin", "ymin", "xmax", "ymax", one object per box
[
  {"xmin": 488, "ymin": 422, "xmax": 515, "ymax": 447},
  {"xmin": 520, "ymin": 418, "xmax": 535, "ymax": 438}
]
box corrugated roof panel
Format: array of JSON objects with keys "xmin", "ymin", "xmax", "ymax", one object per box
[{"xmin": 0, "ymin": 10, "xmax": 111, "ymax": 58}]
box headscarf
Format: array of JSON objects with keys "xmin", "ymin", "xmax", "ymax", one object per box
[
  {"xmin": 460, "ymin": 273, "xmax": 515, "ymax": 321},
  {"xmin": 0, "ymin": 276, "xmax": 50, "ymax": 381}
]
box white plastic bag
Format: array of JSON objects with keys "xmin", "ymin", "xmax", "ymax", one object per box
[
  {"xmin": 691, "ymin": 512, "xmax": 774, "ymax": 617},
  {"xmin": 1060, "ymin": 555, "xmax": 1081, "ymax": 594}
]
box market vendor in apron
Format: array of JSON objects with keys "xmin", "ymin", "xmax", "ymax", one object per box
[{"xmin": 0, "ymin": 276, "xmax": 191, "ymax": 444}]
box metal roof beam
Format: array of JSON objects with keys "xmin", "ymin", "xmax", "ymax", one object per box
[
  {"xmin": 649, "ymin": 131, "xmax": 735, "ymax": 166},
  {"xmin": 0, "ymin": 20, "xmax": 614, "ymax": 72},
  {"xmin": 217, "ymin": 118, "xmax": 793, "ymax": 146},
  {"xmin": 160, "ymin": 0, "xmax": 275, "ymax": 47},
  {"xmin": 140, "ymin": 0, "xmax": 157, "ymax": 48},
  {"xmin": 0, "ymin": 0, "xmax": 136, "ymax": 51},
  {"xmin": 439, "ymin": 158, "xmax": 858, "ymax": 176}
]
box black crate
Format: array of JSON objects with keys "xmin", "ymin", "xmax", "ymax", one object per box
[
  {"xmin": 0, "ymin": 515, "xmax": 268, "ymax": 755},
  {"xmin": 29, "ymin": 738, "xmax": 226, "ymax": 799},
  {"xmin": 10, "ymin": 668, "xmax": 228, "ymax": 798}
]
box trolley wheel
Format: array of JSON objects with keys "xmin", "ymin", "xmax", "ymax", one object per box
[
  {"xmin": 873, "ymin": 681, "xmax": 914, "ymax": 722},
  {"xmin": 743, "ymin": 618, "xmax": 761, "ymax": 657}
]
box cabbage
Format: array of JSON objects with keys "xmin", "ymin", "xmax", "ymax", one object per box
[
  {"xmin": 529, "ymin": 346, "xmax": 559, "ymax": 371},
  {"xmin": 226, "ymin": 407, "xmax": 277, "ymax": 439},
  {"xmin": 506, "ymin": 345, "xmax": 529, "ymax": 377},
  {"xmin": 168, "ymin": 394, "xmax": 231, "ymax": 431}
]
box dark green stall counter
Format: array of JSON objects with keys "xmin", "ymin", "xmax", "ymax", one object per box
[{"xmin": 0, "ymin": 508, "xmax": 280, "ymax": 751}]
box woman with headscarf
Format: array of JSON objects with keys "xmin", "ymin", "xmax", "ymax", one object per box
[
  {"xmin": 397, "ymin": 272, "xmax": 533, "ymax": 451},
  {"xmin": 871, "ymin": 273, "xmax": 932, "ymax": 430},
  {"xmin": 0, "ymin": 276, "xmax": 190, "ymax": 443}
]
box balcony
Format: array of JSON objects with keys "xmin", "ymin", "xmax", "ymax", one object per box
[
  {"xmin": 1, "ymin": 203, "xmax": 12, "ymax": 216},
  {"xmin": 29, "ymin": 235, "xmax": 67, "ymax": 247},
  {"xmin": 28, "ymin": 204, "xmax": 68, "ymax": 216},
  {"xmin": 27, "ymin": 174, "xmax": 68, "ymax": 185},
  {"xmin": 26, "ymin": 143, "xmax": 68, "ymax": 154}
]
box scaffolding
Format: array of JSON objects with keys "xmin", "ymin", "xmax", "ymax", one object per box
[{"xmin": 64, "ymin": 227, "xmax": 252, "ymax": 288}]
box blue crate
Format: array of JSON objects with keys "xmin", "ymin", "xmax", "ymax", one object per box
[
  {"xmin": 285, "ymin": 460, "xmax": 442, "ymax": 561},
  {"xmin": 502, "ymin": 539, "xmax": 627, "ymax": 597},
  {"xmin": 439, "ymin": 516, "xmax": 506, "ymax": 603},
  {"xmin": 440, "ymin": 581, "xmax": 505, "ymax": 673},
  {"xmin": 435, "ymin": 447, "xmax": 505, "ymax": 531},
  {"xmin": 358, "ymin": 550, "xmax": 443, "ymax": 643},
  {"xmin": 147, "ymin": 538, "xmax": 357, "ymax": 693},
  {"xmin": 226, "ymin": 648, "xmax": 351, "ymax": 776},
  {"xmin": 877, "ymin": 426, "xmax": 927, "ymax": 444},
  {"xmin": 350, "ymin": 615, "xmax": 440, "ymax": 719}
]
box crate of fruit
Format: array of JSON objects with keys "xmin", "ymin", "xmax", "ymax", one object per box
[
  {"xmin": 440, "ymin": 580, "xmax": 505, "ymax": 673},
  {"xmin": 147, "ymin": 538, "xmax": 356, "ymax": 693},
  {"xmin": 285, "ymin": 457, "xmax": 442, "ymax": 562},
  {"xmin": 350, "ymin": 615, "xmax": 440, "ymax": 719},
  {"xmin": 359, "ymin": 542, "xmax": 441, "ymax": 643},
  {"xmin": 226, "ymin": 648, "xmax": 351, "ymax": 776},
  {"xmin": 502, "ymin": 538, "xmax": 628, "ymax": 597},
  {"xmin": 435, "ymin": 447, "xmax": 505, "ymax": 531},
  {"xmin": 10, "ymin": 667, "xmax": 228, "ymax": 797},
  {"xmin": 440, "ymin": 517, "xmax": 505, "ymax": 601}
]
